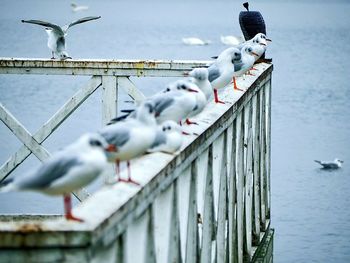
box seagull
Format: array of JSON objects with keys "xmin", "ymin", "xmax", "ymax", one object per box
[
  {"xmin": 99, "ymin": 102, "xmax": 157, "ymax": 185},
  {"xmin": 207, "ymin": 47, "xmax": 242, "ymax": 104},
  {"xmin": 182, "ymin": 37, "xmax": 211, "ymax": 46},
  {"xmin": 155, "ymin": 80, "xmax": 201, "ymax": 125},
  {"xmin": 238, "ymin": 33, "xmax": 272, "ymax": 62},
  {"xmin": 21, "ymin": 16, "xmax": 101, "ymax": 60},
  {"xmin": 232, "ymin": 44, "xmax": 259, "ymax": 91},
  {"xmin": 71, "ymin": 2, "xmax": 89, "ymax": 12},
  {"xmin": 220, "ymin": 35, "xmax": 244, "ymax": 46},
  {"xmin": 314, "ymin": 158, "xmax": 344, "ymax": 169},
  {"xmin": 184, "ymin": 68, "xmax": 212, "ymax": 124},
  {"xmin": 148, "ymin": 120, "xmax": 184, "ymax": 154},
  {"xmin": 0, "ymin": 133, "xmax": 111, "ymax": 222}
]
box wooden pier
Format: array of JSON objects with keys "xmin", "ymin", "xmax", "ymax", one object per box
[{"xmin": 0, "ymin": 58, "xmax": 273, "ymax": 263}]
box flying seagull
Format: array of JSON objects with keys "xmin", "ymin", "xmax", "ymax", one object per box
[{"xmin": 21, "ymin": 16, "xmax": 101, "ymax": 60}]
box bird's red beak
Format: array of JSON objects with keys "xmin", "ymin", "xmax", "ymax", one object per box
[
  {"xmin": 260, "ymin": 43, "xmax": 266, "ymax": 46},
  {"xmin": 266, "ymin": 38, "xmax": 272, "ymax": 42},
  {"xmin": 106, "ymin": 144, "xmax": 117, "ymax": 152},
  {"xmin": 251, "ymin": 52, "xmax": 259, "ymax": 57},
  {"xmin": 188, "ymin": 88, "xmax": 198, "ymax": 93},
  {"xmin": 182, "ymin": 131, "xmax": 190, "ymax": 135}
]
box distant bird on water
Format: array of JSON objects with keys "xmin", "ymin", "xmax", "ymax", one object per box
[
  {"xmin": 220, "ymin": 35, "xmax": 244, "ymax": 46},
  {"xmin": 0, "ymin": 133, "xmax": 112, "ymax": 222},
  {"xmin": 71, "ymin": 2, "xmax": 89, "ymax": 12},
  {"xmin": 21, "ymin": 16, "xmax": 101, "ymax": 60},
  {"xmin": 314, "ymin": 158, "xmax": 344, "ymax": 169},
  {"xmin": 182, "ymin": 37, "xmax": 211, "ymax": 46}
]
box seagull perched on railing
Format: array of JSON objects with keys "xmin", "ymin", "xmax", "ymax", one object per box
[
  {"xmin": 21, "ymin": 16, "xmax": 101, "ymax": 60},
  {"xmin": 232, "ymin": 44, "xmax": 260, "ymax": 91},
  {"xmin": 0, "ymin": 133, "xmax": 112, "ymax": 222},
  {"xmin": 184, "ymin": 68, "xmax": 212, "ymax": 124},
  {"xmin": 148, "ymin": 120, "xmax": 184, "ymax": 154},
  {"xmin": 207, "ymin": 47, "xmax": 242, "ymax": 104},
  {"xmin": 314, "ymin": 158, "xmax": 344, "ymax": 169},
  {"xmin": 99, "ymin": 102, "xmax": 158, "ymax": 185},
  {"xmin": 239, "ymin": 33, "xmax": 272, "ymax": 62}
]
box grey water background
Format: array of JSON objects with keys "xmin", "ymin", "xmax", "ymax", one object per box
[{"xmin": 0, "ymin": 0, "xmax": 350, "ymax": 261}]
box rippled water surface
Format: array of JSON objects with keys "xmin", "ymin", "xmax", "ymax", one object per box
[{"xmin": 0, "ymin": 0, "xmax": 350, "ymax": 262}]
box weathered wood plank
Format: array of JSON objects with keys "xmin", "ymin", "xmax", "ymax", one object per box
[
  {"xmin": 200, "ymin": 144, "xmax": 214, "ymax": 263},
  {"xmin": 236, "ymin": 111, "xmax": 244, "ymax": 263},
  {"xmin": 259, "ymin": 88, "xmax": 267, "ymax": 230},
  {"xmin": 228, "ymin": 120, "xmax": 238, "ymax": 263},
  {"xmin": 0, "ymin": 76, "xmax": 102, "ymax": 182},
  {"xmin": 118, "ymin": 77, "xmax": 146, "ymax": 102},
  {"xmin": 185, "ymin": 161, "xmax": 199, "ymax": 263},
  {"xmin": 0, "ymin": 103, "xmax": 51, "ymax": 161},
  {"xmin": 216, "ymin": 131, "xmax": 228, "ymax": 263},
  {"xmin": 0, "ymin": 58, "xmax": 210, "ymax": 76},
  {"xmin": 265, "ymin": 80, "xmax": 272, "ymax": 219},
  {"xmin": 252, "ymin": 93, "xmax": 261, "ymax": 243}
]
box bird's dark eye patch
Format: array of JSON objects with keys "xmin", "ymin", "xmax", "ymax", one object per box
[
  {"xmin": 162, "ymin": 127, "xmax": 166, "ymax": 131},
  {"xmin": 90, "ymin": 139, "xmax": 102, "ymax": 147}
]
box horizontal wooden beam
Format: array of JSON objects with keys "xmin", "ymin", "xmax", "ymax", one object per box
[{"xmin": 0, "ymin": 58, "xmax": 210, "ymax": 77}]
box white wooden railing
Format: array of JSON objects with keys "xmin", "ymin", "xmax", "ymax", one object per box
[{"xmin": 0, "ymin": 58, "xmax": 273, "ymax": 263}]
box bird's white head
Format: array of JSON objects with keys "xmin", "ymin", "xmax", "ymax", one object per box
[
  {"xmin": 242, "ymin": 44, "xmax": 259, "ymax": 58},
  {"xmin": 334, "ymin": 158, "xmax": 344, "ymax": 167},
  {"xmin": 252, "ymin": 33, "xmax": 272, "ymax": 46},
  {"xmin": 161, "ymin": 120, "xmax": 182, "ymax": 133},
  {"xmin": 187, "ymin": 68, "xmax": 209, "ymax": 82},
  {"xmin": 218, "ymin": 47, "xmax": 241, "ymax": 64},
  {"xmin": 136, "ymin": 101, "xmax": 157, "ymax": 125}
]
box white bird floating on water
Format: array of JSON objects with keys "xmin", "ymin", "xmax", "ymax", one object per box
[
  {"xmin": 182, "ymin": 37, "xmax": 211, "ymax": 46},
  {"xmin": 0, "ymin": 133, "xmax": 112, "ymax": 222},
  {"xmin": 71, "ymin": 2, "xmax": 89, "ymax": 12},
  {"xmin": 21, "ymin": 16, "xmax": 101, "ymax": 60},
  {"xmin": 314, "ymin": 159, "xmax": 344, "ymax": 169},
  {"xmin": 220, "ymin": 35, "xmax": 244, "ymax": 46}
]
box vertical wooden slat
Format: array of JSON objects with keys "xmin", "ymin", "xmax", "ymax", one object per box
[
  {"xmin": 101, "ymin": 75, "xmax": 118, "ymax": 183},
  {"xmin": 178, "ymin": 166, "xmax": 192, "ymax": 262},
  {"xmin": 236, "ymin": 111, "xmax": 244, "ymax": 263},
  {"xmin": 200, "ymin": 145, "xmax": 214, "ymax": 263},
  {"xmin": 216, "ymin": 131, "xmax": 228, "ymax": 263},
  {"xmin": 102, "ymin": 75, "xmax": 118, "ymax": 125},
  {"xmin": 265, "ymin": 79, "xmax": 272, "ymax": 219},
  {"xmin": 244, "ymin": 102, "xmax": 253, "ymax": 260},
  {"xmin": 252, "ymin": 93, "xmax": 261, "ymax": 243},
  {"xmin": 259, "ymin": 88, "xmax": 267, "ymax": 230},
  {"xmin": 153, "ymin": 184, "xmax": 174, "ymax": 263},
  {"xmin": 145, "ymin": 207, "xmax": 157, "ymax": 263},
  {"xmin": 228, "ymin": 119, "xmax": 238, "ymax": 263},
  {"xmin": 185, "ymin": 161, "xmax": 199, "ymax": 263},
  {"xmin": 168, "ymin": 180, "xmax": 182, "ymax": 263}
]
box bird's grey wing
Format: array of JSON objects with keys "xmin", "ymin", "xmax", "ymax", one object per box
[
  {"xmin": 17, "ymin": 157, "xmax": 83, "ymax": 190},
  {"xmin": 100, "ymin": 126, "xmax": 130, "ymax": 148},
  {"xmin": 234, "ymin": 61, "xmax": 244, "ymax": 72},
  {"xmin": 63, "ymin": 16, "xmax": 101, "ymax": 32},
  {"xmin": 208, "ymin": 65, "xmax": 221, "ymax": 83},
  {"xmin": 154, "ymin": 97, "xmax": 175, "ymax": 115},
  {"xmin": 21, "ymin": 20, "xmax": 64, "ymax": 35},
  {"xmin": 150, "ymin": 130, "xmax": 167, "ymax": 149}
]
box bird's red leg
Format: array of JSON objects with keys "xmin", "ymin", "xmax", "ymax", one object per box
[
  {"xmin": 185, "ymin": 118, "xmax": 198, "ymax": 125},
  {"xmin": 118, "ymin": 161, "xmax": 140, "ymax": 186},
  {"xmin": 64, "ymin": 194, "xmax": 83, "ymax": 222},
  {"xmin": 233, "ymin": 77, "xmax": 244, "ymax": 91},
  {"xmin": 214, "ymin": 89, "xmax": 225, "ymax": 104},
  {"xmin": 51, "ymin": 51, "xmax": 55, "ymax": 60}
]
